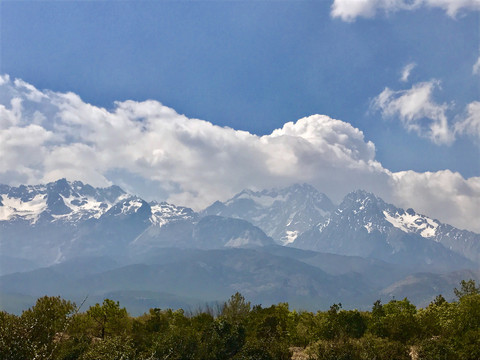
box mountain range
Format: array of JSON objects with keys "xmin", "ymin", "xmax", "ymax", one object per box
[{"xmin": 0, "ymin": 179, "xmax": 479, "ymax": 315}]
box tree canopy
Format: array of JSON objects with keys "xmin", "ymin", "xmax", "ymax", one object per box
[{"xmin": 1, "ymin": 280, "xmax": 480, "ymax": 359}]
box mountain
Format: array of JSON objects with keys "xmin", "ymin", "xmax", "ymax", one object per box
[
  {"xmin": 1, "ymin": 180, "xmax": 158, "ymax": 264},
  {"xmin": 0, "ymin": 247, "xmax": 377, "ymax": 315},
  {"xmin": 291, "ymin": 190, "xmax": 476, "ymax": 271},
  {"xmin": 130, "ymin": 215, "xmax": 276, "ymax": 256},
  {"xmin": 379, "ymin": 269, "xmax": 480, "ymax": 307},
  {"xmin": 0, "ymin": 178, "xmax": 126, "ymax": 224},
  {"xmin": 0, "ymin": 179, "xmax": 273, "ymax": 266},
  {"xmin": 202, "ymin": 183, "xmax": 334, "ymax": 245},
  {"xmin": 1, "ymin": 179, "xmax": 480, "ymax": 315},
  {"xmin": 0, "ymin": 255, "xmax": 39, "ymax": 276}
]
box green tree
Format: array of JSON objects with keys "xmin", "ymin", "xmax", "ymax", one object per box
[
  {"xmin": 221, "ymin": 292, "xmax": 251, "ymax": 325},
  {"xmin": 337, "ymin": 309, "xmax": 367, "ymax": 339},
  {"xmin": 86, "ymin": 299, "xmax": 130, "ymax": 339},
  {"xmin": 80, "ymin": 336, "xmax": 135, "ymax": 360},
  {"xmin": 381, "ymin": 298, "xmax": 419, "ymax": 343},
  {"xmin": 0, "ymin": 311, "xmax": 29, "ymax": 360},
  {"xmin": 454, "ymin": 279, "xmax": 479, "ymax": 299},
  {"xmin": 294, "ymin": 311, "xmax": 317, "ymax": 346},
  {"xmin": 355, "ymin": 334, "xmax": 410, "ymax": 360},
  {"xmin": 19, "ymin": 296, "xmax": 76, "ymax": 359},
  {"xmin": 199, "ymin": 318, "xmax": 246, "ymax": 359},
  {"xmin": 245, "ymin": 304, "xmax": 292, "ymax": 360},
  {"xmin": 417, "ymin": 294, "xmax": 453, "ymax": 338},
  {"xmin": 368, "ymin": 299, "xmax": 386, "ymax": 338}
]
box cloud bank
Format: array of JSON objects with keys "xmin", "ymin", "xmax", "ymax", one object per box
[
  {"xmin": 331, "ymin": 0, "xmax": 480, "ymax": 21},
  {"xmin": 1, "ymin": 74, "xmax": 479, "ymax": 232}
]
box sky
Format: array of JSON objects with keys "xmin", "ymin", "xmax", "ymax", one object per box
[{"xmin": 0, "ymin": 0, "xmax": 479, "ymax": 232}]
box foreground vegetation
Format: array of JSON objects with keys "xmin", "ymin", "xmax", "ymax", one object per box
[{"xmin": 1, "ymin": 280, "xmax": 480, "ymax": 359}]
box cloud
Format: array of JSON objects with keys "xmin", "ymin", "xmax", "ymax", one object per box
[
  {"xmin": 473, "ymin": 56, "xmax": 480, "ymax": 75},
  {"xmin": 372, "ymin": 80, "xmax": 454, "ymax": 145},
  {"xmin": 331, "ymin": 0, "xmax": 480, "ymax": 21},
  {"xmin": 390, "ymin": 170, "xmax": 480, "ymax": 233},
  {"xmin": 455, "ymin": 101, "xmax": 480, "ymax": 139},
  {"xmin": 1, "ymin": 75, "xmax": 480, "ymax": 233},
  {"xmin": 400, "ymin": 62, "xmax": 416, "ymax": 82}
]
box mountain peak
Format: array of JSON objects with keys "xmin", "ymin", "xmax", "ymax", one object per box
[
  {"xmin": 0, "ymin": 179, "xmax": 129, "ymax": 224},
  {"xmin": 203, "ymin": 183, "xmax": 334, "ymax": 244},
  {"xmin": 338, "ymin": 189, "xmax": 384, "ymax": 213}
]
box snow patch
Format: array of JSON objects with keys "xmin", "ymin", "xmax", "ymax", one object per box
[
  {"xmin": 58, "ymin": 194, "xmax": 112, "ymax": 221},
  {"xmin": 150, "ymin": 202, "xmax": 193, "ymax": 226},
  {"xmin": 0, "ymin": 194, "xmax": 47, "ymax": 222},
  {"xmin": 121, "ymin": 199, "xmax": 143, "ymax": 214},
  {"xmin": 364, "ymin": 222, "xmax": 374, "ymax": 233},
  {"xmin": 383, "ymin": 210, "xmax": 438, "ymax": 238},
  {"xmin": 284, "ymin": 230, "xmax": 299, "ymax": 245}
]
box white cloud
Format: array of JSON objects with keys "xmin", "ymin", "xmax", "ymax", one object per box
[
  {"xmin": 372, "ymin": 80, "xmax": 454, "ymax": 145},
  {"xmin": 400, "ymin": 62, "xmax": 416, "ymax": 82},
  {"xmin": 1, "ymin": 75, "xmax": 480, "ymax": 233},
  {"xmin": 424, "ymin": 0, "xmax": 480, "ymax": 17},
  {"xmin": 390, "ymin": 170, "xmax": 480, "ymax": 232},
  {"xmin": 473, "ymin": 56, "xmax": 480, "ymax": 75},
  {"xmin": 455, "ymin": 101, "xmax": 480, "ymax": 139},
  {"xmin": 331, "ymin": 0, "xmax": 414, "ymax": 22},
  {"xmin": 331, "ymin": 0, "xmax": 480, "ymax": 21}
]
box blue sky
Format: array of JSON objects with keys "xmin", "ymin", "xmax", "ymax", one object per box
[{"xmin": 0, "ymin": 0, "xmax": 479, "ymax": 231}]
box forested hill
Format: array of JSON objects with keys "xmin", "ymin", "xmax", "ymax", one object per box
[{"xmin": 1, "ymin": 280, "xmax": 480, "ymax": 360}]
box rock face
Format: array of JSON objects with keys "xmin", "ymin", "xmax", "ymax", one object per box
[{"xmin": 202, "ymin": 183, "xmax": 334, "ymax": 245}]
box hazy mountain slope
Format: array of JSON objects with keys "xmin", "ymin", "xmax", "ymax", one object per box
[
  {"xmin": 257, "ymin": 245, "xmax": 409, "ymax": 288},
  {"xmin": 379, "ymin": 269, "xmax": 480, "ymax": 307},
  {"xmin": 0, "ymin": 255, "xmax": 39, "ymax": 276},
  {"xmin": 0, "ymin": 248, "xmax": 374, "ymax": 313},
  {"xmin": 130, "ymin": 215, "xmax": 275, "ymax": 254}
]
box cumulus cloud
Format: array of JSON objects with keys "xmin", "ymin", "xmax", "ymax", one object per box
[
  {"xmin": 372, "ymin": 80, "xmax": 454, "ymax": 145},
  {"xmin": 390, "ymin": 170, "xmax": 480, "ymax": 232},
  {"xmin": 331, "ymin": 0, "xmax": 480, "ymax": 21},
  {"xmin": 400, "ymin": 62, "xmax": 416, "ymax": 82},
  {"xmin": 1, "ymin": 75, "xmax": 480, "ymax": 232}
]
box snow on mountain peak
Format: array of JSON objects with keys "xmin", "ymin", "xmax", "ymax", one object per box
[
  {"xmin": 149, "ymin": 201, "xmax": 197, "ymax": 226},
  {"xmin": 337, "ymin": 190, "xmax": 441, "ymax": 238},
  {"xmin": 383, "ymin": 209, "xmax": 439, "ymax": 238},
  {"xmin": 203, "ymin": 183, "xmax": 334, "ymax": 245},
  {"xmin": 0, "ymin": 179, "xmax": 127, "ymax": 224},
  {"xmin": 0, "ymin": 193, "xmax": 47, "ymax": 223}
]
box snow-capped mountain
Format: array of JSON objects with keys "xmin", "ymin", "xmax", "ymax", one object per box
[
  {"xmin": 202, "ymin": 183, "xmax": 334, "ymax": 245},
  {"xmin": 0, "ymin": 179, "xmax": 273, "ymax": 265},
  {"xmin": 0, "ymin": 178, "xmax": 126, "ymax": 224},
  {"xmin": 0, "ymin": 179, "xmax": 199, "ymax": 224},
  {"xmin": 291, "ymin": 190, "xmax": 478, "ymax": 269},
  {"xmin": 2, "ymin": 180, "xmax": 479, "ymax": 270},
  {"xmin": 2, "ymin": 180, "xmax": 480, "ymax": 315}
]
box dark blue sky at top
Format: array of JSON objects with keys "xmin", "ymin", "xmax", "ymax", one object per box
[{"xmin": 1, "ymin": 1, "xmax": 479, "ymax": 177}]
